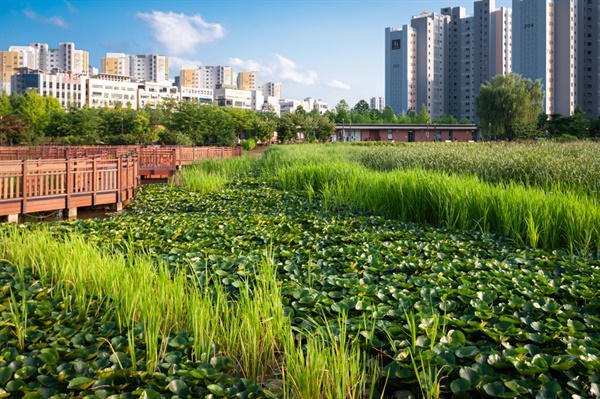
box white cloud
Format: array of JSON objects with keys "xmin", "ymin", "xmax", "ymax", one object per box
[
  {"xmin": 23, "ymin": 9, "xmax": 69, "ymax": 28},
  {"xmin": 64, "ymin": 1, "xmax": 76, "ymax": 13},
  {"xmin": 168, "ymin": 56, "xmax": 204, "ymax": 73},
  {"xmin": 274, "ymin": 54, "xmax": 318, "ymax": 85},
  {"xmin": 226, "ymin": 54, "xmax": 318, "ymax": 86},
  {"xmin": 326, "ymin": 79, "xmax": 351, "ymax": 90},
  {"xmin": 137, "ymin": 11, "xmax": 225, "ymax": 55}
]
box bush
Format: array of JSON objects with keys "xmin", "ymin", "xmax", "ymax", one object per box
[
  {"xmin": 240, "ymin": 138, "xmax": 256, "ymax": 151},
  {"xmin": 554, "ymin": 134, "xmax": 578, "ymax": 142}
]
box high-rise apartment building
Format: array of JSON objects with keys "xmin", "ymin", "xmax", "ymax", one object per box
[
  {"xmin": 385, "ymin": 25, "xmax": 417, "ymax": 115},
  {"xmin": 237, "ymin": 71, "xmax": 258, "ymax": 91},
  {"xmin": 178, "ymin": 66, "xmax": 234, "ymax": 90},
  {"xmin": 101, "ymin": 53, "xmax": 130, "ymax": 76},
  {"xmin": 577, "ymin": 0, "xmax": 600, "ymax": 118},
  {"xmin": 0, "ymin": 51, "xmax": 20, "ymax": 94},
  {"xmin": 441, "ymin": 7, "xmax": 475, "ymax": 121},
  {"xmin": 263, "ymin": 82, "xmax": 282, "ymax": 99},
  {"xmin": 370, "ymin": 97, "xmax": 385, "ymax": 112},
  {"xmin": 131, "ymin": 54, "xmax": 168, "ymax": 83},
  {"xmin": 101, "ymin": 53, "xmax": 168, "ymax": 82},
  {"xmin": 8, "ymin": 42, "xmax": 89, "ymax": 75},
  {"xmin": 512, "ymin": 0, "xmax": 577, "ymax": 115},
  {"xmin": 490, "ymin": 7, "xmax": 512, "ymax": 77},
  {"xmin": 411, "ymin": 12, "xmax": 449, "ymax": 121}
]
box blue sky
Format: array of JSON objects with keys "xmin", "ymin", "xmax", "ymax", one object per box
[{"xmin": 1, "ymin": 0, "xmax": 511, "ymax": 108}]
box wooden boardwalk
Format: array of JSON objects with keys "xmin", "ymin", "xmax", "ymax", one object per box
[{"xmin": 0, "ymin": 145, "xmax": 242, "ymax": 222}]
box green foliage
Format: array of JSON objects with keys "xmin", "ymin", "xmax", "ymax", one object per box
[
  {"xmin": 416, "ymin": 104, "xmax": 431, "ymax": 124},
  {"xmin": 251, "ymin": 112, "xmax": 277, "ymax": 144},
  {"xmin": 277, "ymin": 112, "xmax": 298, "ymax": 143},
  {"xmin": 475, "ymin": 73, "xmax": 544, "ymax": 140},
  {"xmin": 382, "ymin": 106, "xmax": 397, "ymax": 123},
  {"xmin": 553, "ymin": 134, "xmax": 579, "ymax": 142},
  {"xmin": 353, "ymin": 99, "xmax": 370, "ymax": 115},
  {"xmin": 435, "ymin": 113, "xmax": 458, "ymax": 124},
  {"xmin": 240, "ymin": 138, "xmax": 256, "ymax": 151}
]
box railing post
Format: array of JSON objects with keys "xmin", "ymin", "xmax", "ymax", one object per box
[
  {"xmin": 21, "ymin": 160, "xmax": 27, "ymax": 214},
  {"xmin": 65, "ymin": 159, "xmax": 72, "ymax": 209},
  {"xmin": 172, "ymin": 148, "xmax": 178, "ymax": 172},
  {"xmin": 92, "ymin": 158, "xmax": 97, "ymax": 206},
  {"xmin": 117, "ymin": 157, "xmax": 122, "ymax": 203}
]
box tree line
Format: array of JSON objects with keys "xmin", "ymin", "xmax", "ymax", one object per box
[{"xmin": 2, "ymin": 79, "xmax": 597, "ymax": 146}]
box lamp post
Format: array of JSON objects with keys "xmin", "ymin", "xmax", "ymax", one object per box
[{"xmin": 341, "ymin": 118, "xmax": 345, "ymax": 142}]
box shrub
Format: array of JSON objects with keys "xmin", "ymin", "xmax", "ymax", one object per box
[{"xmin": 240, "ymin": 138, "xmax": 256, "ymax": 151}]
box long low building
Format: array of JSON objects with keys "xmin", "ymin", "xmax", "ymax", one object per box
[{"xmin": 333, "ymin": 123, "xmax": 481, "ymax": 142}]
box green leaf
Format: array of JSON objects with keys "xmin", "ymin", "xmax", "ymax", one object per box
[
  {"xmin": 140, "ymin": 389, "xmax": 162, "ymax": 399},
  {"xmin": 38, "ymin": 348, "xmax": 60, "ymax": 366},
  {"xmin": 459, "ymin": 367, "xmax": 481, "ymax": 386},
  {"xmin": 207, "ymin": 383, "xmax": 226, "ymax": 396},
  {"xmin": 483, "ymin": 382, "xmax": 505, "ymax": 396},
  {"xmin": 536, "ymin": 381, "xmax": 561, "ymax": 399},
  {"xmin": 0, "ymin": 368, "xmax": 12, "ymax": 385},
  {"xmin": 456, "ymin": 346, "xmax": 479, "ymax": 358},
  {"xmin": 505, "ymin": 379, "xmax": 530, "ymax": 394},
  {"xmin": 167, "ymin": 379, "xmax": 190, "ymax": 396},
  {"xmin": 67, "ymin": 377, "xmax": 95, "ymax": 390},
  {"xmin": 451, "ymin": 378, "xmax": 471, "ymax": 393},
  {"xmin": 445, "ymin": 329, "xmax": 466, "ymax": 346}
]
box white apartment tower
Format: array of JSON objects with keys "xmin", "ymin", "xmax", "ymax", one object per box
[
  {"xmin": 576, "ymin": 0, "xmax": 599, "ymax": 118},
  {"xmin": 441, "ymin": 7, "xmax": 475, "ymax": 121},
  {"xmin": 474, "ymin": 0, "xmax": 494, "ymax": 93},
  {"xmin": 10, "ymin": 43, "xmax": 89, "ymax": 74},
  {"xmin": 263, "ymin": 82, "xmax": 282, "ymax": 98},
  {"xmin": 490, "ymin": 7, "xmax": 513, "ymax": 76},
  {"xmin": 385, "ymin": 25, "xmax": 417, "ymax": 115},
  {"xmin": 130, "ymin": 54, "xmax": 169, "ymax": 83},
  {"xmin": 370, "ymin": 97, "xmax": 385, "ymax": 112},
  {"xmin": 101, "ymin": 53, "xmax": 168, "ymax": 82},
  {"xmin": 101, "ymin": 53, "xmax": 131, "ymax": 76},
  {"xmin": 180, "ymin": 66, "xmax": 234, "ymax": 90},
  {"xmin": 411, "ymin": 12, "xmax": 449, "ymax": 121},
  {"xmin": 512, "ymin": 0, "xmax": 577, "ymax": 115}
]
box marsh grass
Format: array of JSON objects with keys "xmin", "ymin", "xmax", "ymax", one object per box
[
  {"xmin": 267, "ymin": 145, "xmax": 600, "ymax": 254},
  {"xmin": 1, "ymin": 226, "xmax": 382, "ymax": 397}
]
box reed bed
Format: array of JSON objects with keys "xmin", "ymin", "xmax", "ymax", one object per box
[
  {"xmin": 352, "ymin": 141, "xmax": 600, "ymax": 200},
  {"xmin": 0, "ymin": 226, "xmax": 380, "ymax": 397},
  {"xmin": 261, "ymin": 144, "xmax": 600, "ymax": 255}
]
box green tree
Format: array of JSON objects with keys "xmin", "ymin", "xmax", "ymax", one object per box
[
  {"xmin": 416, "ymin": 104, "xmax": 431, "ymax": 124},
  {"xmin": 334, "ymin": 100, "xmax": 350, "ymax": 123},
  {"xmin": 252, "ymin": 111, "xmax": 278, "ymax": 144},
  {"xmin": 224, "ymin": 108, "xmax": 256, "ymax": 142},
  {"xmin": 382, "ymin": 106, "xmax": 397, "ymax": 123},
  {"xmin": 313, "ymin": 113, "xmax": 335, "ymax": 142},
  {"xmin": 475, "ymin": 73, "xmax": 544, "ymax": 141},
  {"xmin": 197, "ymin": 104, "xmax": 234, "ymax": 146},
  {"xmin": 369, "ymin": 109, "xmax": 382, "ymax": 123},
  {"xmin": 0, "ymin": 91, "xmax": 13, "ymax": 115},
  {"xmin": 568, "ymin": 106, "xmax": 589, "ymax": 138},
  {"xmin": 15, "ymin": 90, "xmax": 50, "ymax": 142},
  {"xmin": 353, "ymin": 99, "xmax": 370, "ymax": 115},
  {"xmin": 277, "ymin": 112, "xmax": 298, "ymax": 143}
]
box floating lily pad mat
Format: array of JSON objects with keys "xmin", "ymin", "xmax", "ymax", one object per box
[{"xmin": 2, "ymin": 177, "xmax": 599, "ymax": 398}]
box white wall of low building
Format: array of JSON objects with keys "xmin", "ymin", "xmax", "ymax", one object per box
[{"xmin": 87, "ymin": 75, "xmax": 139, "ymax": 109}]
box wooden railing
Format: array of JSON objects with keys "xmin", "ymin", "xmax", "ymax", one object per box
[
  {"xmin": 0, "ymin": 145, "xmax": 243, "ymax": 178},
  {"xmin": 0, "ymin": 156, "xmax": 137, "ymax": 218}
]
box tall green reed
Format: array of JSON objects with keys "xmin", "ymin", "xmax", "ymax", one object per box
[{"xmin": 269, "ymin": 145, "xmax": 600, "ymax": 254}]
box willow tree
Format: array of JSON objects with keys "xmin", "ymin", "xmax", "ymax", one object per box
[{"xmin": 475, "ymin": 73, "xmax": 544, "ymax": 141}]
